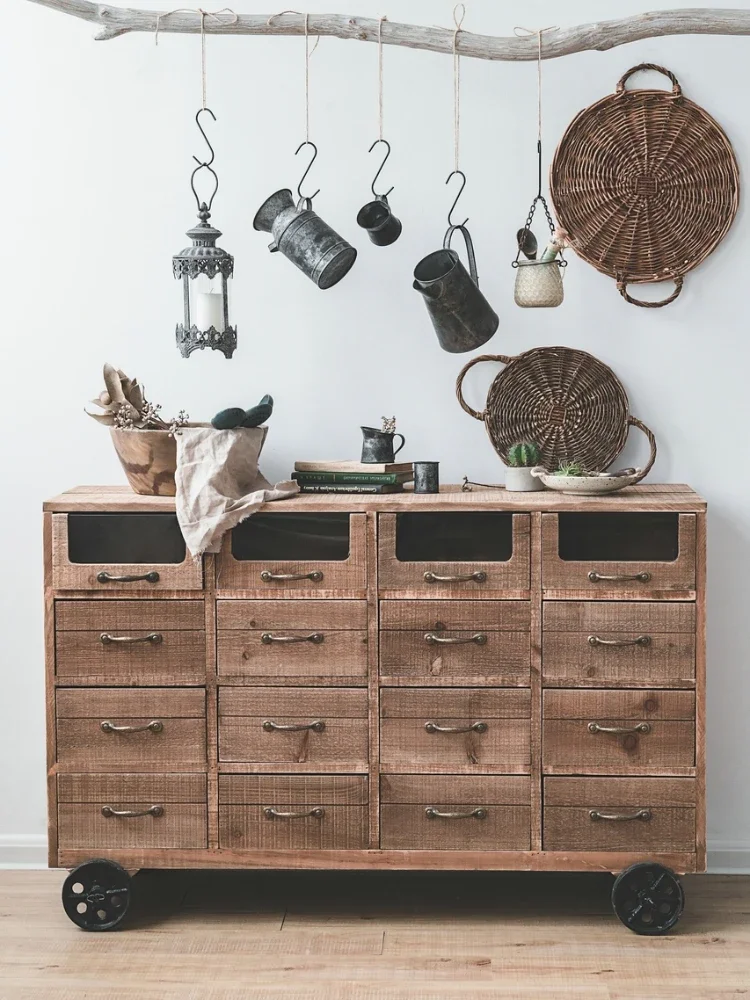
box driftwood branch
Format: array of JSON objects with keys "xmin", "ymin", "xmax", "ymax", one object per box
[{"xmin": 26, "ymin": 2, "xmax": 750, "ymax": 57}]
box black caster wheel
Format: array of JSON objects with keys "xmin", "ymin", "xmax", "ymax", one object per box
[
  {"xmin": 611, "ymin": 862, "xmax": 684, "ymax": 935},
  {"xmin": 62, "ymin": 859, "xmax": 132, "ymax": 931}
]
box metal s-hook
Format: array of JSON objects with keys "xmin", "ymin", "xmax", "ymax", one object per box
[
  {"xmin": 190, "ymin": 107, "xmax": 219, "ymax": 215},
  {"xmin": 446, "ymin": 169, "xmax": 469, "ymax": 228},
  {"xmin": 295, "ymin": 141, "xmax": 320, "ymax": 205},
  {"xmin": 368, "ymin": 139, "xmax": 394, "ymax": 200}
]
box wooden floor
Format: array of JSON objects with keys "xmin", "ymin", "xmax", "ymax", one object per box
[{"xmin": 0, "ymin": 870, "xmax": 748, "ymax": 998}]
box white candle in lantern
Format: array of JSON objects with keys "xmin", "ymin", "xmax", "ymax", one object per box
[{"xmin": 194, "ymin": 290, "xmax": 224, "ymax": 332}]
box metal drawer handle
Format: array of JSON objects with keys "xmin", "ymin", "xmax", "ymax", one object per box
[
  {"xmin": 100, "ymin": 632, "xmax": 163, "ymax": 646},
  {"xmin": 590, "ymin": 809, "xmax": 652, "ymax": 823},
  {"xmin": 101, "ymin": 805, "xmax": 164, "ymax": 819},
  {"xmin": 424, "ymin": 632, "xmax": 487, "ymax": 646},
  {"xmin": 588, "ymin": 634, "xmax": 651, "ymax": 647},
  {"xmin": 588, "ymin": 722, "xmax": 651, "ymax": 735},
  {"xmin": 260, "ymin": 570, "xmax": 323, "ymax": 583},
  {"xmin": 262, "ymin": 719, "xmax": 326, "ymax": 733},
  {"xmin": 425, "ymin": 807, "xmax": 488, "ymax": 820},
  {"xmin": 264, "ymin": 807, "xmax": 325, "ymax": 820},
  {"xmin": 424, "ymin": 571, "xmax": 487, "ymax": 584},
  {"xmin": 100, "ymin": 720, "xmax": 164, "ymax": 734},
  {"xmin": 261, "ymin": 632, "xmax": 324, "ymax": 645},
  {"xmin": 588, "ymin": 571, "xmax": 651, "ymax": 583},
  {"xmin": 425, "ymin": 721, "xmax": 488, "ymax": 734},
  {"xmin": 97, "ymin": 571, "xmax": 160, "ymax": 584}
]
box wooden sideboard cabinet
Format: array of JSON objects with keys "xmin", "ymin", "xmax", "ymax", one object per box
[{"xmin": 44, "ymin": 484, "xmax": 706, "ymax": 931}]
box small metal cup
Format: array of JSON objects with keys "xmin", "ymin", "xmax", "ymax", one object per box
[
  {"xmin": 413, "ymin": 461, "xmax": 439, "ymax": 494},
  {"xmin": 357, "ymin": 197, "xmax": 402, "ymax": 246}
]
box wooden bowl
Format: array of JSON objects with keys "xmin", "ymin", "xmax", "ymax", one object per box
[{"xmin": 110, "ymin": 429, "xmax": 177, "ymax": 496}]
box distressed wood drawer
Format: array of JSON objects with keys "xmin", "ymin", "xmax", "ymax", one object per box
[
  {"xmin": 543, "ymin": 777, "xmax": 696, "ymax": 851},
  {"xmin": 541, "ymin": 513, "xmax": 696, "ymax": 598},
  {"xmin": 543, "ymin": 690, "xmax": 695, "ymax": 774},
  {"xmin": 217, "ymin": 629, "xmax": 367, "ymax": 684},
  {"xmin": 380, "ymin": 689, "xmax": 530, "ymax": 773},
  {"xmin": 543, "ymin": 601, "xmax": 695, "ymax": 688},
  {"xmin": 216, "ymin": 513, "xmax": 367, "ymax": 597},
  {"xmin": 57, "ymin": 773, "xmax": 207, "ymax": 849},
  {"xmin": 56, "ymin": 630, "xmax": 205, "ymax": 686},
  {"xmin": 218, "ymin": 687, "xmax": 368, "ymax": 767},
  {"xmin": 51, "ymin": 513, "xmax": 203, "ymax": 592},
  {"xmin": 380, "ymin": 775, "xmax": 530, "ymax": 850},
  {"xmin": 56, "ymin": 688, "xmax": 206, "ymax": 771},
  {"xmin": 378, "ymin": 513, "xmax": 530, "ymax": 598},
  {"xmin": 219, "ymin": 774, "xmax": 368, "ymax": 849},
  {"xmin": 216, "ymin": 600, "xmax": 367, "ymax": 630}
]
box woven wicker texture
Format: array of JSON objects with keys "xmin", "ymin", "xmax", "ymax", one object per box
[
  {"xmin": 550, "ymin": 64, "xmax": 739, "ymax": 307},
  {"xmin": 456, "ymin": 347, "xmax": 657, "ymax": 479}
]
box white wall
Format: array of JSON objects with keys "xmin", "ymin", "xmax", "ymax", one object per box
[{"xmin": 2, "ymin": 0, "xmax": 749, "ymax": 869}]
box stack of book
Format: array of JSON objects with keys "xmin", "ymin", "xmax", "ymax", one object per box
[{"xmin": 292, "ymin": 461, "xmax": 414, "ymax": 494}]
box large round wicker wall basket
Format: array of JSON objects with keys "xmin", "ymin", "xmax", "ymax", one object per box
[
  {"xmin": 550, "ymin": 64, "xmax": 739, "ymax": 308},
  {"xmin": 456, "ymin": 347, "xmax": 656, "ymax": 480}
]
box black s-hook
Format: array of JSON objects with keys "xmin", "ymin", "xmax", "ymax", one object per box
[
  {"xmin": 368, "ymin": 139, "xmax": 394, "ymax": 200},
  {"xmin": 295, "ymin": 141, "xmax": 320, "ymax": 205},
  {"xmin": 190, "ymin": 107, "xmax": 219, "ymax": 215},
  {"xmin": 446, "ymin": 169, "xmax": 469, "ymax": 228}
]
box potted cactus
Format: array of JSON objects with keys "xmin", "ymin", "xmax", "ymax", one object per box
[{"xmin": 506, "ymin": 442, "xmax": 544, "ymax": 492}]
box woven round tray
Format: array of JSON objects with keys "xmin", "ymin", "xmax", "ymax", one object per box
[
  {"xmin": 550, "ymin": 64, "xmax": 739, "ymax": 307},
  {"xmin": 455, "ymin": 347, "xmax": 656, "ymax": 479}
]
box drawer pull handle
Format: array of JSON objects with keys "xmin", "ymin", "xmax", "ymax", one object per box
[
  {"xmin": 424, "ymin": 632, "xmax": 487, "ymax": 646},
  {"xmin": 588, "ymin": 722, "xmax": 651, "ymax": 735},
  {"xmin": 100, "ymin": 720, "xmax": 164, "ymax": 734},
  {"xmin": 425, "ymin": 721, "xmax": 488, "ymax": 734},
  {"xmin": 261, "ymin": 632, "xmax": 325, "ymax": 645},
  {"xmin": 264, "ymin": 807, "xmax": 325, "ymax": 820},
  {"xmin": 262, "ymin": 719, "xmax": 326, "ymax": 733},
  {"xmin": 260, "ymin": 570, "xmax": 324, "ymax": 583},
  {"xmin": 101, "ymin": 805, "xmax": 164, "ymax": 819},
  {"xmin": 100, "ymin": 632, "xmax": 163, "ymax": 646},
  {"xmin": 588, "ymin": 634, "xmax": 651, "ymax": 647},
  {"xmin": 423, "ymin": 571, "xmax": 487, "ymax": 584},
  {"xmin": 96, "ymin": 570, "xmax": 160, "ymax": 584},
  {"xmin": 590, "ymin": 809, "xmax": 652, "ymax": 823},
  {"xmin": 425, "ymin": 807, "xmax": 488, "ymax": 820},
  {"xmin": 588, "ymin": 571, "xmax": 651, "ymax": 584}
]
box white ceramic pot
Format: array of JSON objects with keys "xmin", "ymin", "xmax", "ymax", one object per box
[{"xmin": 505, "ymin": 466, "xmax": 545, "ymax": 492}]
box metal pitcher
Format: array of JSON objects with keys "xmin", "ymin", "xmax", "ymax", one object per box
[
  {"xmin": 357, "ymin": 196, "xmax": 402, "ymax": 246},
  {"xmin": 253, "ymin": 189, "xmax": 357, "ymax": 289},
  {"xmin": 360, "ymin": 426, "xmax": 406, "ymax": 464},
  {"xmin": 413, "ymin": 225, "xmax": 498, "ymax": 353}
]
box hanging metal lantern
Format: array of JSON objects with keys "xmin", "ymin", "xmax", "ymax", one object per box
[{"xmin": 174, "ymin": 109, "xmax": 236, "ymax": 359}]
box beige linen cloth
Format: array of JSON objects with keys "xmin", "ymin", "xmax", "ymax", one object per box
[{"xmin": 174, "ymin": 425, "xmax": 298, "ymax": 556}]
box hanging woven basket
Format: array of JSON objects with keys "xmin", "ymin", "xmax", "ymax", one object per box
[
  {"xmin": 550, "ymin": 64, "xmax": 739, "ymax": 307},
  {"xmin": 455, "ymin": 346, "xmax": 656, "ymax": 480}
]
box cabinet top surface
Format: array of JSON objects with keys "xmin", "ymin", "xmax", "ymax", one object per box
[{"xmin": 44, "ymin": 484, "xmax": 706, "ymax": 513}]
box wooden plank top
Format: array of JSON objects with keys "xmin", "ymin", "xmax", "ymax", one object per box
[{"xmin": 44, "ymin": 483, "xmax": 706, "ymax": 513}]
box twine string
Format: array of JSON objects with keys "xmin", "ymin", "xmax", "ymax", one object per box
[
  {"xmin": 452, "ymin": 3, "xmax": 465, "ymax": 173},
  {"xmin": 154, "ymin": 7, "xmax": 238, "ymax": 109},
  {"xmin": 267, "ymin": 11, "xmax": 320, "ymax": 142},
  {"xmin": 377, "ymin": 15, "xmax": 387, "ymax": 140}
]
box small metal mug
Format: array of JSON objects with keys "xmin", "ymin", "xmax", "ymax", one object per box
[
  {"xmin": 361, "ymin": 426, "xmax": 406, "ymax": 464},
  {"xmin": 413, "ymin": 461, "xmax": 439, "ymax": 494},
  {"xmin": 356, "ymin": 196, "xmax": 402, "ymax": 246}
]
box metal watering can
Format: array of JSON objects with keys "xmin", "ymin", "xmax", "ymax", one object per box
[
  {"xmin": 413, "ymin": 223, "xmax": 498, "ymax": 353},
  {"xmin": 253, "ymin": 189, "xmax": 357, "ymax": 290}
]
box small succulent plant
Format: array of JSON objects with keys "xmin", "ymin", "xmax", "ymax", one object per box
[
  {"xmin": 86, "ymin": 364, "xmax": 189, "ymax": 436},
  {"xmin": 554, "ymin": 460, "xmax": 587, "ymax": 477},
  {"xmin": 507, "ymin": 442, "xmax": 540, "ymax": 468}
]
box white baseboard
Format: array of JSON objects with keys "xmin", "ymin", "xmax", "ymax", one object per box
[
  {"xmin": 0, "ymin": 835, "xmax": 47, "ymax": 869},
  {"xmin": 1, "ymin": 835, "xmax": 749, "ymax": 873}
]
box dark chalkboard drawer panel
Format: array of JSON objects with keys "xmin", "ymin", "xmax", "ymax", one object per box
[{"xmin": 541, "ymin": 513, "xmax": 696, "ymax": 598}]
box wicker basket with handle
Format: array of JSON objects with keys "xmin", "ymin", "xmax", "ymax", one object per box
[
  {"xmin": 550, "ymin": 64, "xmax": 739, "ymax": 308},
  {"xmin": 455, "ymin": 347, "xmax": 656, "ymax": 481}
]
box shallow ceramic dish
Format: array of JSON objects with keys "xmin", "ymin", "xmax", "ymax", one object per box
[{"xmin": 529, "ymin": 467, "xmax": 643, "ymax": 495}]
